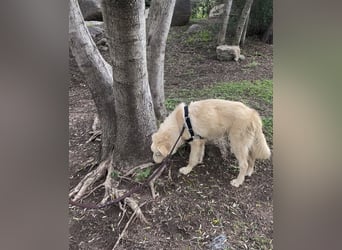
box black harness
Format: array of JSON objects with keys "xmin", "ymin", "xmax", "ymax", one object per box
[{"xmin": 184, "ymin": 105, "xmax": 203, "ymax": 143}]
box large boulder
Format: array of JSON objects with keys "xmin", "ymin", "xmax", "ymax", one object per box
[
  {"xmin": 171, "ymin": 0, "xmax": 191, "ymax": 26},
  {"xmin": 78, "ymin": 0, "xmax": 103, "ymax": 21}
]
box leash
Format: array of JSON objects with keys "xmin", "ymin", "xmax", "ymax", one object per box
[{"xmin": 69, "ymin": 126, "xmax": 186, "ymax": 209}]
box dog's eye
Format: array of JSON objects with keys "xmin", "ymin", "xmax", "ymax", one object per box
[{"xmin": 155, "ymin": 152, "xmax": 162, "ymax": 157}]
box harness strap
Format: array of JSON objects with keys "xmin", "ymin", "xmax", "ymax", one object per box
[{"xmin": 184, "ymin": 105, "xmax": 203, "ymax": 143}]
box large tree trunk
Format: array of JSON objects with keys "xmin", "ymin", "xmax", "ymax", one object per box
[
  {"xmin": 69, "ymin": 0, "xmax": 115, "ymax": 161},
  {"xmin": 217, "ymin": 0, "xmax": 233, "ymax": 45},
  {"xmin": 233, "ymin": 0, "xmax": 254, "ymax": 46},
  {"xmin": 146, "ymin": 0, "xmax": 176, "ymax": 121},
  {"xmin": 102, "ymin": 0, "xmax": 157, "ymax": 171}
]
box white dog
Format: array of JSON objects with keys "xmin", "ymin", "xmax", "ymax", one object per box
[{"xmin": 151, "ymin": 99, "xmax": 271, "ymax": 187}]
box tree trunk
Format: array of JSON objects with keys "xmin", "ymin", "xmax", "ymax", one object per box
[
  {"xmin": 69, "ymin": 0, "xmax": 116, "ymax": 161},
  {"xmin": 217, "ymin": 0, "xmax": 233, "ymax": 45},
  {"xmin": 240, "ymin": 14, "xmax": 249, "ymax": 47},
  {"xmin": 102, "ymin": 0, "xmax": 157, "ymax": 172},
  {"xmin": 146, "ymin": 0, "xmax": 176, "ymax": 121},
  {"xmin": 262, "ymin": 19, "xmax": 273, "ymax": 43},
  {"xmin": 233, "ymin": 0, "xmax": 254, "ymax": 46}
]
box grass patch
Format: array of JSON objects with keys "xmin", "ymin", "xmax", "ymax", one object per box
[
  {"xmin": 186, "ymin": 30, "xmax": 213, "ymax": 45},
  {"xmin": 262, "ymin": 117, "xmax": 273, "ymax": 142},
  {"xmin": 166, "ymin": 79, "xmax": 273, "ymax": 110}
]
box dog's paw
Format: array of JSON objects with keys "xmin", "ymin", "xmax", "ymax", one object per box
[
  {"xmin": 179, "ymin": 167, "xmax": 192, "ymax": 175},
  {"xmin": 230, "ymin": 179, "xmax": 242, "ymax": 187},
  {"xmin": 246, "ymin": 168, "xmax": 254, "ymax": 177}
]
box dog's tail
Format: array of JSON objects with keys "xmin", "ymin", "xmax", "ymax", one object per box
[{"xmin": 250, "ymin": 110, "xmax": 271, "ymax": 159}]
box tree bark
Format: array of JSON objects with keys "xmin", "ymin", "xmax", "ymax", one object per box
[
  {"xmin": 146, "ymin": 0, "xmax": 176, "ymax": 121},
  {"xmin": 102, "ymin": 0, "xmax": 157, "ymax": 171},
  {"xmin": 262, "ymin": 19, "xmax": 273, "ymax": 43},
  {"xmin": 233, "ymin": 0, "xmax": 254, "ymax": 46},
  {"xmin": 69, "ymin": 0, "xmax": 116, "ymax": 160},
  {"xmin": 240, "ymin": 14, "xmax": 249, "ymax": 46},
  {"xmin": 217, "ymin": 0, "xmax": 233, "ymax": 45}
]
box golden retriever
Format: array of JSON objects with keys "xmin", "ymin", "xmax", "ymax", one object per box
[{"xmin": 151, "ymin": 99, "xmax": 271, "ymax": 187}]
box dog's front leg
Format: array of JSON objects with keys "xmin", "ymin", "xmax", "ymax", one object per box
[{"xmin": 179, "ymin": 139, "xmax": 205, "ymax": 175}]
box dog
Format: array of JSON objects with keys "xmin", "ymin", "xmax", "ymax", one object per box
[{"xmin": 151, "ymin": 99, "xmax": 271, "ymax": 187}]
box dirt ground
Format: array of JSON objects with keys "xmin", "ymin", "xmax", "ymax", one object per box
[{"xmin": 69, "ymin": 20, "xmax": 273, "ymax": 250}]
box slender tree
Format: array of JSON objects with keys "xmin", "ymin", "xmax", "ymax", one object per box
[
  {"xmin": 240, "ymin": 14, "xmax": 250, "ymax": 46},
  {"xmin": 217, "ymin": 0, "xmax": 233, "ymax": 45},
  {"xmin": 233, "ymin": 0, "xmax": 254, "ymax": 45},
  {"xmin": 146, "ymin": 0, "xmax": 176, "ymax": 120}
]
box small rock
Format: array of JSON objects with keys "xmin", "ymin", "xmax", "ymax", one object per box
[
  {"xmin": 99, "ymin": 46, "xmax": 108, "ymax": 51},
  {"xmin": 209, "ymin": 234, "xmax": 229, "ymax": 250},
  {"xmin": 96, "ymin": 37, "xmax": 107, "ymax": 46},
  {"xmin": 186, "ymin": 24, "xmax": 201, "ymax": 34}
]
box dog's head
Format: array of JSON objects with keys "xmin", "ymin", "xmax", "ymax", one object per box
[
  {"xmin": 151, "ymin": 132, "xmax": 172, "ymax": 163},
  {"xmin": 151, "ymin": 103, "xmax": 186, "ymax": 163}
]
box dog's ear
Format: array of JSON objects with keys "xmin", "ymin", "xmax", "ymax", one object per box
[{"xmin": 157, "ymin": 144, "xmax": 170, "ymax": 157}]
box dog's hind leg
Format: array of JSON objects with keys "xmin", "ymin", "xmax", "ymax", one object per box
[
  {"xmin": 179, "ymin": 139, "xmax": 205, "ymax": 175},
  {"xmin": 246, "ymin": 151, "xmax": 256, "ymax": 177},
  {"xmin": 229, "ymin": 134, "xmax": 252, "ymax": 187}
]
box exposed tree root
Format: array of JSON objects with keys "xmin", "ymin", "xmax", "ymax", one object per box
[
  {"xmin": 149, "ymin": 163, "xmax": 168, "ymax": 199},
  {"xmin": 123, "ymin": 162, "xmax": 154, "ymax": 177},
  {"xmin": 69, "ymin": 158, "xmax": 112, "ymax": 201},
  {"xmin": 86, "ymin": 130, "xmax": 102, "ymax": 143},
  {"xmin": 112, "ymin": 201, "xmax": 149, "ymax": 249},
  {"xmin": 70, "ymin": 157, "xmax": 151, "ymax": 224}
]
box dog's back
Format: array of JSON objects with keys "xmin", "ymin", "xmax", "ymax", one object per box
[
  {"xmin": 188, "ymin": 99, "xmax": 270, "ymax": 159},
  {"xmin": 188, "ymin": 99, "xmax": 254, "ymax": 138}
]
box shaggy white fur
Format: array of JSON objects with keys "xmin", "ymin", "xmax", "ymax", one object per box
[{"xmin": 151, "ymin": 99, "xmax": 271, "ymax": 187}]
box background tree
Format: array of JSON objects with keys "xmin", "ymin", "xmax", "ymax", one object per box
[
  {"xmin": 240, "ymin": 14, "xmax": 249, "ymax": 46},
  {"xmin": 217, "ymin": 0, "xmax": 233, "ymax": 45},
  {"xmin": 69, "ymin": 0, "xmax": 175, "ymax": 216},
  {"xmin": 146, "ymin": 0, "xmax": 176, "ymax": 120},
  {"xmin": 233, "ymin": 0, "xmax": 254, "ymax": 45},
  {"xmin": 262, "ymin": 19, "xmax": 273, "ymax": 43}
]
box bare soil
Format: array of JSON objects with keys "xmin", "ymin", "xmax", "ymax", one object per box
[{"xmin": 69, "ymin": 20, "xmax": 273, "ymax": 250}]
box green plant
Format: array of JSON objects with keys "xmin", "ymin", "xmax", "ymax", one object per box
[
  {"xmin": 191, "ymin": 0, "xmax": 217, "ymax": 20},
  {"xmin": 134, "ymin": 167, "xmax": 151, "ymax": 182},
  {"xmin": 110, "ymin": 170, "xmax": 120, "ymax": 179}
]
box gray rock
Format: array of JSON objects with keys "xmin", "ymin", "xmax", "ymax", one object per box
[
  {"xmin": 171, "ymin": 0, "xmax": 191, "ymax": 26},
  {"xmin": 209, "ymin": 4, "xmax": 225, "ymax": 18},
  {"xmin": 85, "ymin": 21, "xmax": 104, "ymax": 39},
  {"xmin": 186, "ymin": 24, "xmax": 202, "ymax": 34},
  {"xmin": 209, "ymin": 234, "xmax": 230, "ymax": 250},
  {"xmin": 78, "ymin": 0, "xmax": 103, "ymax": 21},
  {"xmin": 216, "ymin": 45, "xmax": 241, "ymax": 62}
]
